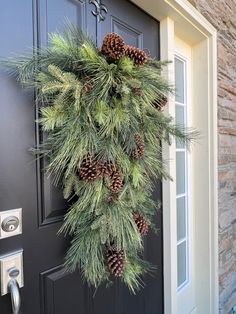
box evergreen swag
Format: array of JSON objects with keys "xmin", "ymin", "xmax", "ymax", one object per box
[{"xmin": 4, "ymin": 24, "xmax": 197, "ymax": 293}]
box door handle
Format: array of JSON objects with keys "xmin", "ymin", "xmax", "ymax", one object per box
[
  {"xmin": 0, "ymin": 250, "xmax": 24, "ymax": 313},
  {"xmin": 8, "ymin": 275, "xmax": 21, "ymax": 314}
]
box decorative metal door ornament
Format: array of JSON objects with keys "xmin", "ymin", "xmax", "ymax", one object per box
[{"xmin": 89, "ymin": 0, "xmax": 108, "ymax": 22}]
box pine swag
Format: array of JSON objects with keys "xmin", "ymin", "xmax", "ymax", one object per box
[{"xmin": 3, "ymin": 24, "xmax": 197, "ymax": 293}]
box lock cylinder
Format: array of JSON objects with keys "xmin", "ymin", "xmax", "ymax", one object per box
[
  {"xmin": 1, "ymin": 216, "xmax": 20, "ymax": 232},
  {"xmin": 0, "ymin": 208, "xmax": 22, "ymax": 239}
]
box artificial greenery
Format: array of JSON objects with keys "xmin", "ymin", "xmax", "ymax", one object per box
[{"xmin": 4, "ymin": 24, "xmax": 197, "ymax": 293}]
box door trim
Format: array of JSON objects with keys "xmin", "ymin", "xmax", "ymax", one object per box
[{"xmin": 131, "ymin": 1, "xmax": 218, "ymax": 313}]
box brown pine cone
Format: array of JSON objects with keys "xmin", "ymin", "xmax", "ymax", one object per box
[
  {"xmin": 133, "ymin": 213, "xmax": 149, "ymax": 236},
  {"xmin": 109, "ymin": 170, "xmax": 123, "ymax": 193},
  {"xmin": 82, "ymin": 81, "xmax": 92, "ymax": 94},
  {"xmin": 79, "ymin": 154, "xmax": 99, "ymax": 182},
  {"xmin": 97, "ymin": 160, "xmax": 118, "ymax": 178},
  {"xmin": 101, "ymin": 33, "xmax": 125, "ymax": 60},
  {"xmin": 125, "ymin": 45, "xmax": 148, "ymax": 65},
  {"xmin": 133, "ymin": 86, "xmax": 143, "ymax": 96},
  {"xmin": 153, "ymin": 95, "xmax": 168, "ymax": 111},
  {"xmin": 132, "ymin": 133, "xmax": 145, "ymax": 159},
  {"xmin": 107, "ymin": 246, "xmax": 125, "ymax": 277},
  {"xmin": 104, "ymin": 161, "xmax": 118, "ymax": 178}
]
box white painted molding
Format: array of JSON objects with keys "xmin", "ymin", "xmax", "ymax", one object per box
[{"xmin": 161, "ymin": 18, "xmax": 177, "ymax": 314}]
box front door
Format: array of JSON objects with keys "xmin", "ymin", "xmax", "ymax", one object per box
[{"xmin": 0, "ymin": 1, "xmax": 163, "ymax": 313}]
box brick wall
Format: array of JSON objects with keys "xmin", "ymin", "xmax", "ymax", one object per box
[{"xmin": 188, "ymin": 1, "xmax": 236, "ymax": 313}]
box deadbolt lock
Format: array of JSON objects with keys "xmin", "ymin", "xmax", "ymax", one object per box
[
  {"xmin": 0, "ymin": 208, "xmax": 22, "ymax": 239},
  {"xmin": 1, "ymin": 216, "xmax": 20, "ymax": 232}
]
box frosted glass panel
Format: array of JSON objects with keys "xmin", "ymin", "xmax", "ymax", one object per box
[
  {"xmin": 177, "ymin": 196, "xmax": 186, "ymax": 241},
  {"xmin": 176, "ymin": 105, "xmax": 185, "ymax": 148},
  {"xmin": 175, "ymin": 58, "xmax": 185, "ymax": 103},
  {"xmin": 175, "ymin": 54, "xmax": 189, "ymax": 291},
  {"xmin": 176, "ymin": 152, "xmax": 186, "ymax": 195},
  {"xmin": 176, "ymin": 105, "xmax": 185, "ymax": 125},
  {"xmin": 177, "ymin": 241, "xmax": 187, "ymax": 287}
]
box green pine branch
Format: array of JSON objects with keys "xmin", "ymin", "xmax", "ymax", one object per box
[{"xmin": 2, "ymin": 23, "xmax": 199, "ymax": 293}]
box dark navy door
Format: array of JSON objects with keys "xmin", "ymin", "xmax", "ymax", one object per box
[{"xmin": 0, "ymin": 1, "xmax": 163, "ymax": 313}]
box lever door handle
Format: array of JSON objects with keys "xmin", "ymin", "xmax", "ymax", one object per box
[
  {"xmin": 8, "ymin": 270, "xmax": 21, "ymax": 314},
  {"xmin": 8, "ymin": 279, "xmax": 21, "ymax": 314}
]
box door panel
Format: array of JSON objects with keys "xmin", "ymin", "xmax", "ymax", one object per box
[
  {"xmin": 40, "ymin": 266, "xmax": 87, "ymax": 314},
  {"xmin": 37, "ymin": 0, "xmax": 96, "ymax": 228},
  {"xmin": 0, "ymin": 1, "xmax": 162, "ymax": 313},
  {"xmin": 98, "ymin": 0, "xmax": 159, "ymax": 58}
]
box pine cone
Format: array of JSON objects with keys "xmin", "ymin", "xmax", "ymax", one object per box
[
  {"xmin": 97, "ymin": 160, "xmax": 118, "ymax": 178},
  {"xmin": 82, "ymin": 81, "xmax": 92, "ymax": 94},
  {"xmin": 109, "ymin": 170, "xmax": 123, "ymax": 193},
  {"xmin": 101, "ymin": 33, "xmax": 125, "ymax": 60},
  {"xmin": 79, "ymin": 154, "xmax": 99, "ymax": 182},
  {"xmin": 107, "ymin": 246, "xmax": 125, "ymax": 277},
  {"xmin": 133, "ymin": 86, "xmax": 143, "ymax": 96},
  {"xmin": 133, "ymin": 213, "xmax": 149, "ymax": 236},
  {"xmin": 153, "ymin": 95, "xmax": 168, "ymax": 111},
  {"xmin": 125, "ymin": 45, "xmax": 148, "ymax": 65},
  {"xmin": 132, "ymin": 133, "xmax": 145, "ymax": 159}
]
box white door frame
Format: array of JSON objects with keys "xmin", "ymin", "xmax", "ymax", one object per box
[{"xmin": 131, "ymin": 1, "xmax": 218, "ymax": 313}]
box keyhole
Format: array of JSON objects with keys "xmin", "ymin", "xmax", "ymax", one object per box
[{"xmin": 9, "ymin": 225, "xmax": 15, "ymax": 231}]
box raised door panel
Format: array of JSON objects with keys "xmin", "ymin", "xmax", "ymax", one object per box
[
  {"xmin": 40, "ymin": 266, "xmax": 87, "ymax": 314},
  {"xmin": 97, "ymin": 0, "xmax": 159, "ymax": 58},
  {"xmin": 36, "ymin": 0, "xmax": 97, "ymax": 226},
  {"xmin": 38, "ymin": 0, "xmax": 96, "ymax": 46}
]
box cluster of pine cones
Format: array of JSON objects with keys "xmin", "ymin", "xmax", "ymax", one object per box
[
  {"xmin": 80, "ymin": 33, "xmax": 154, "ymax": 279},
  {"xmin": 79, "ymin": 154, "xmax": 123, "ymax": 193},
  {"xmin": 101, "ymin": 33, "xmax": 148, "ymax": 65},
  {"xmin": 79, "ymin": 131, "xmax": 145, "ymax": 187},
  {"xmin": 79, "ymin": 153, "xmax": 149, "ymax": 277},
  {"xmin": 106, "ymin": 213, "xmax": 149, "ymax": 277},
  {"xmin": 101, "ymin": 33, "xmax": 168, "ymax": 110}
]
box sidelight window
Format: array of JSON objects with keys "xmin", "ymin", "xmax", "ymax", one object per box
[{"xmin": 175, "ymin": 56, "xmax": 189, "ymax": 290}]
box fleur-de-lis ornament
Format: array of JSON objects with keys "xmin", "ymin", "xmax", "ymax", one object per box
[{"xmin": 89, "ymin": 0, "xmax": 108, "ymax": 22}]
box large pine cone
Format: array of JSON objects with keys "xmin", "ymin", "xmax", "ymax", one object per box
[
  {"xmin": 133, "ymin": 213, "xmax": 149, "ymax": 236},
  {"xmin": 153, "ymin": 95, "xmax": 168, "ymax": 111},
  {"xmin": 109, "ymin": 170, "xmax": 123, "ymax": 193},
  {"xmin": 107, "ymin": 246, "xmax": 125, "ymax": 277},
  {"xmin": 132, "ymin": 133, "xmax": 145, "ymax": 159},
  {"xmin": 125, "ymin": 45, "xmax": 148, "ymax": 65},
  {"xmin": 79, "ymin": 154, "xmax": 99, "ymax": 182},
  {"xmin": 101, "ymin": 33, "xmax": 125, "ymax": 60}
]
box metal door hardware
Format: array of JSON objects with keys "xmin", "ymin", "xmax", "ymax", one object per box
[
  {"xmin": 0, "ymin": 250, "xmax": 23, "ymax": 314},
  {"xmin": 0, "ymin": 250, "xmax": 24, "ymax": 296},
  {"xmin": 89, "ymin": 0, "xmax": 108, "ymax": 22},
  {"xmin": 0, "ymin": 208, "xmax": 22, "ymax": 239},
  {"xmin": 8, "ymin": 277, "xmax": 21, "ymax": 314},
  {"xmin": 2, "ymin": 216, "xmax": 20, "ymax": 232}
]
